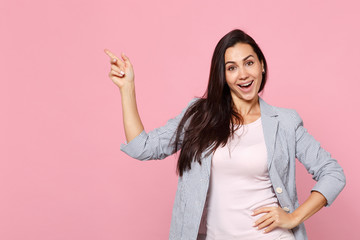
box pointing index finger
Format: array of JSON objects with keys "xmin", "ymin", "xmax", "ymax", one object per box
[{"xmin": 104, "ymin": 49, "xmax": 120, "ymax": 62}]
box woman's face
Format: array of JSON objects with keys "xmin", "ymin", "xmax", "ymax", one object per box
[{"xmin": 224, "ymin": 42, "xmax": 264, "ymax": 106}]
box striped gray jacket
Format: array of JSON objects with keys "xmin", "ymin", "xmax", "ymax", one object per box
[{"xmin": 120, "ymin": 96, "xmax": 346, "ymax": 240}]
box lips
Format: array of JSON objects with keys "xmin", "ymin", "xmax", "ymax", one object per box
[{"xmin": 237, "ymin": 80, "xmax": 254, "ymax": 88}]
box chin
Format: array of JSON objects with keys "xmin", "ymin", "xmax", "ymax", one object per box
[{"xmin": 239, "ymin": 92, "xmax": 258, "ymax": 100}]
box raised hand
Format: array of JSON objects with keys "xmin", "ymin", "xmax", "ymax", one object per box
[
  {"xmin": 104, "ymin": 48, "xmax": 144, "ymax": 142},
  {"xmin": 104, "ymin": 49, "xmax": 135, "ymax": 89}
]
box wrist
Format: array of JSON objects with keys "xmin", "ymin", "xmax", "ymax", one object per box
[
  {"xmin": 119, "ymin": 82, "xmax": 135, "ymax": 95},
  {"xmin": 289, "ymin": 211, "xmax": 303, "ymax": 226}
]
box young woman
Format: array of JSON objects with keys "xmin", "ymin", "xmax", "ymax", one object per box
[{"xmin": 104, "ymin": 29, "xmax": 346, "ymax": 240}]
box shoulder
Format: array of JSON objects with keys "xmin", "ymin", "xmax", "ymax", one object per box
[
  {"xmin": 175, "ymin": 97, "xmax": 201, "ymax": 115},
  {"xmin": 183, "ymin": 97, "xmax": 204, "ymax": 113},
  {"xmin": 261, "ymin": 99, "xmax": 303, "ymax": 129},
  {"xmin": 275, "ymin": 106, "xmax": 301, "ymax": 122},
  {"xmin": 187, "ymin": 97, "xmax": 201, "ymax": 107}
]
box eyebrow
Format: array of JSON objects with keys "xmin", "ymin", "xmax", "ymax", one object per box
[{"xmin": 225, "ymin": 54, "xmax": 254, "ymax": 65}]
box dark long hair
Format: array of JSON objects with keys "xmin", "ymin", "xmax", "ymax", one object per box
[{"xmin": 173, "ymin": 29, "xmax": 268, "ymax": 177}]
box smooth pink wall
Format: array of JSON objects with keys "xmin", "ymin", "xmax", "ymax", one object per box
[{"xmin": 1, "ymin": 0, "xmax": 358, "ymax": 239}]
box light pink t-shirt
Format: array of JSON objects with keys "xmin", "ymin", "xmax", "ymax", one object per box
[{"xmin": 205, "ymin": 117, "xmax": 295, "ymax": 240}]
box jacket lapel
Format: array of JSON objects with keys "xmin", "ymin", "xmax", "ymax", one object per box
[
  {"xmin": 204, "ymin": 96, "xmax": 279, "ymax": 176},
  {"xmin": 259, "ymin": 97, "xmax": 279, "ymax": 170}
]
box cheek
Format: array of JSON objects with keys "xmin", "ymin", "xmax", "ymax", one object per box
[
  {"xmin": 253, "ymin": 68, "xmax": 262, "ymax": 77},
  {"xmin": 256, "ymin": 76, "xmax": 263, "ymax": 90},
  {"xmin": 254, "ymin": 70, "xmax": 263, "ymax": 83},
  {"xmin": 225, "ymin": 72, "xmax": 236, "ymax": 84}
]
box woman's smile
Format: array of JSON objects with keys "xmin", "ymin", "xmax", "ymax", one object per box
[{"xmin": 237, "ymin": 80, "xmax": 254, "ymax": 91}]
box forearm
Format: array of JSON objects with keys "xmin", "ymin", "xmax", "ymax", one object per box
[
  {"xmin": 291, "ymin": 190, "xmax": 327, "ymax": 224},
  {"xmin": 120, "ymin": 83, "xmax": 144, "ymax": 143}
]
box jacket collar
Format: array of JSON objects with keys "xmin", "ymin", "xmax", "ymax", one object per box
[
  {"xmin": 259, "ymin": 96, "xmax": 278, "ymax": 117},
  {"xmin": 204, "ymin": 96, "xmax": 279, "ymax": 176}
]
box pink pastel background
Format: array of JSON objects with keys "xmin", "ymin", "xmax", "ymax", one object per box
[{"xmin": 1, "ymin": 0, "xmax": 358, "ymax": 239}]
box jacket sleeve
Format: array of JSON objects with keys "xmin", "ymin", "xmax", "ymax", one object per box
[
  {"xmin": 120, "ymin": 98, "xmax": 198, "ymax": 161},
  {"xmin": 293, "ymin": 110, "xmax": 346, "ymax": 207}
]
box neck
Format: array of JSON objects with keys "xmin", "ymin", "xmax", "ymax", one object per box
[{"xmin": 232, "ymin": 95, "xmax": 260, "ymax": 116}]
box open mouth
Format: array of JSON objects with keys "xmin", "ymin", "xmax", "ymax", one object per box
[{"xmin": 237, "ymin": 80, "xmax": 254, "ymax": 89}]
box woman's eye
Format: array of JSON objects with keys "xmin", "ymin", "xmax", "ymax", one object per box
[
  {"xmin": 246, "ymin": 61, "xmax": 254, "ymax": 66},
  {"xmin": 228, "ymin": 66, "xmax": 236, "ymax": 71}
]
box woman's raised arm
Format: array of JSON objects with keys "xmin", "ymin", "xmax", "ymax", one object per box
[{"xmin": 104, "ymin": 49, "xmax": 144, "ymax": 142}]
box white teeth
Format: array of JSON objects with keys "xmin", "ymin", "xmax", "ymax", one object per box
[{"xmin": 239, "ymin": 81, "xmax": 253, "ymax": 87}]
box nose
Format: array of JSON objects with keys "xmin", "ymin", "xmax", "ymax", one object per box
[{"xmin": 238, "ymin": 66, "xmax": 249, "ymax": 80}]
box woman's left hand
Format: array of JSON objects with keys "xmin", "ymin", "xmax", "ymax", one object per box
[{"xmin": 252, "ymin": 206, "xmax": 300, "ymax": 233}]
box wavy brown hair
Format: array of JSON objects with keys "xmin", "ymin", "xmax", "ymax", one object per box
[{"xmin": 173, "ymin": 29, "xmax": 268, "ymax": 177}]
